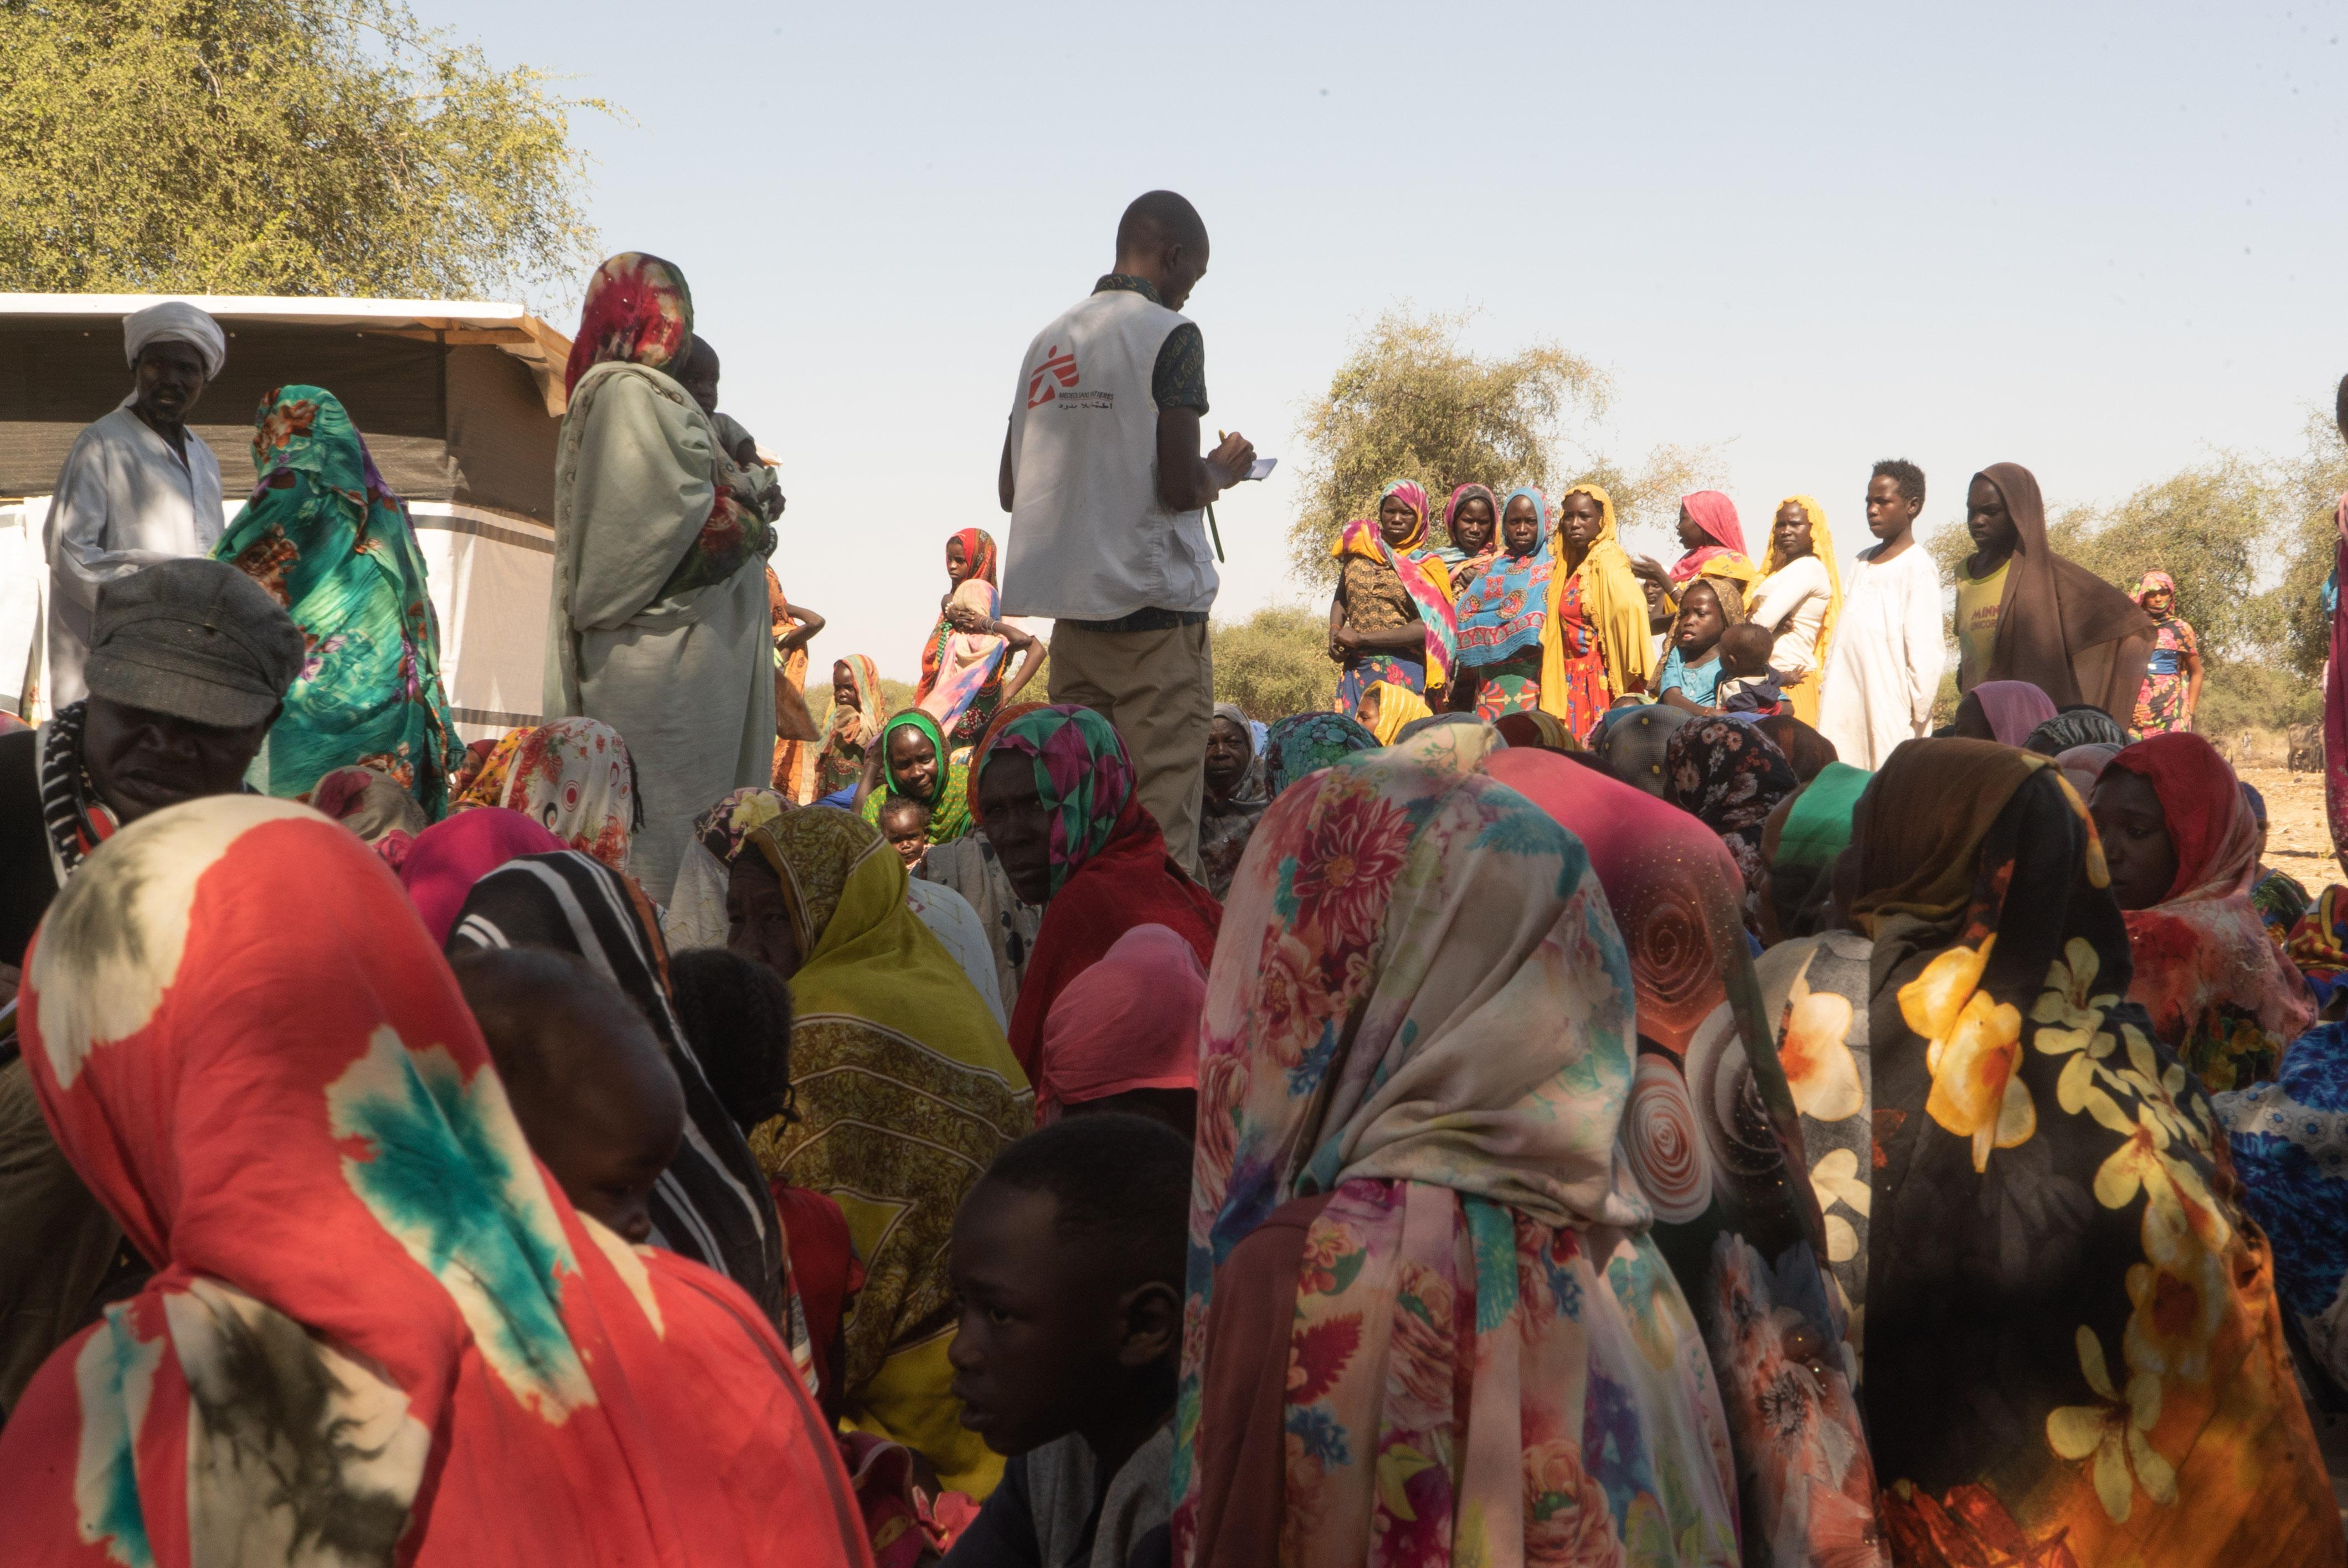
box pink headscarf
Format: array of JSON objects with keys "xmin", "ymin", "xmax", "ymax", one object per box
[
  {"xmin": 1968, "ymin": 679, "xmax": 2058, "ymax": 747},
  {"xmin": 397, "ymin": 807, "xmax": 567, "ymax": 945},
  {"xmin": 2055, "ymin": 742, "xmax": 2123, "ymax": 803},
  {"xmin": 1668, "ymin": 491, "xmax": 1749, "ymax": 584},
  {"xmin": 1037, "ymin": 924, "xmax": 1207, "ymax": 1119}
]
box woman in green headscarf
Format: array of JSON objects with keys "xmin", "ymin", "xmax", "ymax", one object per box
[
  {"xmin": 855, "ymin": 709, "xmax": 972, "ymax": 843},
  {"xmin": 214, "ymin": 385, "xmax": 464, "ymax": 814}
]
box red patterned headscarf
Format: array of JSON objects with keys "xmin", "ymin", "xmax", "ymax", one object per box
[
  {"xmin": 949, "ymin": 528, "xmax": 999, "ymax": 587},
  {"xmin": 564, "ymin": 252, "xmax": 694, "ymax": 394},
  {"xmin": 0, "ymin": 796, "xmax": 870, "ymax": 1565}
]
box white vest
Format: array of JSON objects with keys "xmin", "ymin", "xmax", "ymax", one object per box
[{"xmin": 1001, "ymin": 289, "xmax": 1217, "ymax": 621}]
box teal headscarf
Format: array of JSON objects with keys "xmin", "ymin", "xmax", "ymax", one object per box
[
  {"xmin": 1261, "ymin": 712, "xmax": 1379, "ymax": 800},
  {"xmin": 859, "ymin": 709, "xmax": 972, "ymax": 843},
  {"xmin": 212, "ymin": 386, "xmax": 464, "ymax": 816},
  {"xmin": 979, "ymin": 705, "xmax": 1134, "ymax": 895}
]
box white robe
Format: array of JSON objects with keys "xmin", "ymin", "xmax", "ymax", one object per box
[
  {"xmin": 43, "ymin": 402, "xmax": 224, "ymax": 707},
  {"xmin": 545, "ymin": 362, "xmax": 774, "ymax": 905},
  {"xmin": 1816, "ymin": 541, "xmax": 1945, "ymax": 771}
]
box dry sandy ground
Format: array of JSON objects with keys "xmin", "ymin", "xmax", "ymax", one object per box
[{"xmin": 2237, "ymin": 763, "xmax": 2339, "ymax": 886}]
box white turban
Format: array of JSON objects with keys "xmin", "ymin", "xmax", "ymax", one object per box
[{"xmin": 122, "ymin": 301, "xmax": 226, "ymax": 381}]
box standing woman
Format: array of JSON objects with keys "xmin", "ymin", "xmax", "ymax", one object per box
[
  {"xmin": 1326, "ymin": 479, "xmax": 1457, "ymax": 712},
  {"xmin": 1667, "ymin": 489, "xmax": 1752, "ymax": 585},
  {"xmin": 547, "ymin": 252, "xmax": 777, "ymax": 904},
  {"xmin": 1749, "ymin": 492, "xmax": 1842, "ymax": 725},
  {"xmin": 214, "ymin": 385, "xmax": 465, "ymax": 814},
  {"xmin": 2129, "ymin": 570, "xmax": 2202, "ymax": 735},
  {"xmin": 913, "ymin": 528, "xmax": 1043, "ymax": 747},
  {"xmin": 1448, "ymin": 486, "xmax": 1554, "ymax": 718},
  {"xmin": 1545, "ymin": 481, "xmax": 1657, "ymax": 733},
  {"xmin": 1433, "ymin": 482, "xmax": 1499, "ymax": 594},
  {"xmin": 765, "ymin": 568, "xmax": 825, "ymax": 801}
]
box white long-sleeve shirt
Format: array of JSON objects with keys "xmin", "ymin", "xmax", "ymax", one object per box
[
  {"xmin": 1748, "ymin": 553, "xmax": 1833, "ymax": 680},
  {"xmin": 42, "ymin": 401, "xmax": 224, "ymax": 706},
  {"xmin": 1816, "ymin": 540, "xmax": 1945, "ymax": 771}
]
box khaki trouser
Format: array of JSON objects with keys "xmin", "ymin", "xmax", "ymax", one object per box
[{"xmin": 1048, "ymin": 619, "xmax": 1212, "ymax": 875}]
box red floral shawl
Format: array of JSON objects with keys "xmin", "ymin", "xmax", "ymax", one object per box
[
  {"xmin": 2107, "ymin": 732, "xmax": 2315, "ymax": 1091},
  {"xmin": 0, "ymin": 797, "xmax": 869, "ymax": 1567}
]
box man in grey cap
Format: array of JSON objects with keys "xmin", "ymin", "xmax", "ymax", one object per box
[
  {"xmin": 0, "ymin": 557, "xmax": 300, "ymax": 1416},
  {"xmin": 40, "ymin": 300, "xmax": 230, "ymax": 709}
]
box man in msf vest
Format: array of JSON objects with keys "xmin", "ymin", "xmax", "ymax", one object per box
[{"xmin": 998, "ymin": 192, "xmax": 1254, "ymax": 875}]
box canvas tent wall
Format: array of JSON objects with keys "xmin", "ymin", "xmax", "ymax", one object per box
[{"xmin": 0, "ymin": 295, "xmax": 567, "ymax": 741}]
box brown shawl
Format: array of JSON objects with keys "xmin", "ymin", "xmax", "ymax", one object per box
[{"xmin": 1976, "ymin": 461, "xmax": 2154, "ymax": 721}]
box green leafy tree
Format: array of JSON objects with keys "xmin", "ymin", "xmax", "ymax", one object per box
[
  {"xmin": 1212, "ymin": 605, "xmax": 1334, "ymax": 720},
  {"xmin": 2265, "ymin": 408, "xmax": 2348, "ymax": 682},
  {"xmin": 0, "ymin": 0, "xmax": 605, "ymax": 298}
]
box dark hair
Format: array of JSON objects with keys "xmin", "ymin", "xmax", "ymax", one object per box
[
  {"xmin": 1719, "ymin": 623, "xmax": 1775, "ymax": 662},
  {"xmin": 451, "ymin": 946, "xmax": 645, "ymax": 1085},
  {"xmin": 877, "ymin": 795, "xmax": 931, "ymax": 828},
  {"xmin": 2023, "ymin": 706, "xmax": 2130, "ymax": 756},
  {"xmin": 2335, "ymin": 374, "xmax": 2348, "ymax": 436},
  {"xmin": 980, "ymin": 1114, "xmax": 1190, "ymax": 1290},
  {"xmin": 1871, "ymin": 458, "xmax": 1926, "ymax": 507},
  {"xmin": 1115, "ymin": 190, "xmax": 1207, "ymax": 255},
  {"xmin": 666, "ymin": 948, "xmax": 794, "ymax": 1132}
]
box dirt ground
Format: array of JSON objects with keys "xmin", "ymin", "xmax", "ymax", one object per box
[{"xmin": 2236, "ymin": 762, "xmax": 2339, "ymax": 885}]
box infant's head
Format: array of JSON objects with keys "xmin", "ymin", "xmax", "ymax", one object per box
[
  {"xmin": 1719, "ymin": 622, "xmax": 1775, "ymax": 679},
  {"xmin": 878, "ymin": 796, "xmax": 932, "ymax": 869}
]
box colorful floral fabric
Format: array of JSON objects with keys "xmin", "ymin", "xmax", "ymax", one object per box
[
  {"xmin": 2105, "ymin": 733, "xmax": 2315, "ymax": 1092},
  {"xmin": 1491, "ymin": 747, "xmax": 1880, "ymax": 1561},
  {"xmin": 2216, "ymin": 1023, "xmax": 2348, "ymax": 1398},
  {"xmin": 743, "ymin": 808, "xmax": 1030, "ymax": 1497},
  {"xmin": 1851, "ymin": 740, "xmax": 2339, "ymax": 1567},
  {"xmin": 1262, "ymin": 712, "xmax": 1378, "ymax": 801},
  {"xmin": 490, "ymin": 716, "xmax": 639, "ymax": 873},
  {"xmin": 815, "ymin": 654, "xmax": 889, "ymax": 799},
  {"xmin": 564, "ymin": 251, "xmax": 694, "ymax": 393},
  {"xmin": 214, "ymin": 385, "xmax": 464, "ymax": 814},
  {"xmin": 2288, "ymin": 885, "xmax": 2348, "ymax": 1008},
  {"xmin": 1328, "ymin": 480, "xmax": 1459, "ymax": 696},
  {"xmin": 0, "ymin": 797, "xmax": 868, "ymax": 1566},
  {"xmin": 1665, "ymin": 716, "xmax": 1801, "ymax": 930},
  {"xmin": 2130, "ymin": 572, "xmax": 2198, "ymax": 736},
  {"xmin": 858, "ymin": 710, "xmax": 974, "ymax": 844},
  {"xmin": 1173, "ymin": 729, "xmax": 1741, "ymax": 1568}
]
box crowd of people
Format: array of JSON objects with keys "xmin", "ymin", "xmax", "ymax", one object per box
[{"xmin": 1, "ymin": 190, "xmax": 2345, "ymax": 1568}]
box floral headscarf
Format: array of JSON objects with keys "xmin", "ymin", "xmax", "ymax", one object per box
[
  {"xmin": 455, "ymin": 725, "xmax": 526, "ymax": 811},
  {"xmin": 1261, "ymin": 712, "xmax": 1379, "ymax": 800},
  {"xmin": 979, "ymin": 705, "xmax": 1134, "ymax": 896},
  {"xmin": 2134, "ymin": 569, "xmax": 2180, "ymax": 618},
  {"xmin": 1665, "ymin": 716, "xmax": 1800, "ymax": 924},
  {"xmin": 493, "ymin": 716, "xmax": 640, "ymax": 873},
  {"xmin": 695, "ymin": 785, "xmax": 791, "ymax": 863},
  {"xmin": 1846, "ymin": 742, "xmax": 2339, "ymax": 1562},
  {"xmin": 564, "ymin": 252, "xmax": 694, "ymax": 394},
  {"xmin": 1172, "ymin": 730, "xmax": 1739, "ymax": 1567},
  {"xmin": 215, "ymin": 385, "xmax": 465, "ymax": 814},
  {"xmin": 4, "ymin": 797, "xmax": 865, "ymax": 1564}
]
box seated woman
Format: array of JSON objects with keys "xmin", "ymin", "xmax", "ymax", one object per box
[
  {"xmin": 1747, "ymin": 493, "xmax": 1842, "ymax": 725},
  {"xmin": 1326, "ymin": 479, "xmax": 1457, "ymax": 712},
  {"xmin": 452, "ymin": 715, "xmax": 641, "ymax": 874},
  {"xmin": 1196, "ymin": 702, "xmax": 1266, "ymax": 901},
  {"xmin": 0, "ymin": 797, "xmax": 865, "ymax": 1564},
  {"xmin": 1665, "ymin": 716, "xmax": 1801, "ymax": 932},
  {"xmin": 662, "ymin": 785, "xmax": 791, "ymax": 953},
  {"xmin": 1950, "ymin": 678, "xmax": 2058, "ymax": 747},
  {"xmin": 1259, "ymin": 711, "xmax": 1378, "ymax": 802},
  {"xmin": 2093, "ymin": 732, "xmax": 2316, "ymax": 1091},
  {"xmin": 1036, "ymin": 922, "xmax": 1206, "ymax": 1137},
  {"xmin": 397, "ymin": 806, "xmax": 568, "ymax": 945},
  {"xmin": 1173, "ymin": 734, "xmax": 1741, "ymax": 1566},
  {"xmin": 1433, "ymin": 481, "xmax": 1499, "ymax": 592},
  {"xmin": 730, "ymin": 807, "xmax": 1031, "ymax": 1496},
  {"xmin": 1352, "ymin": 678, "xmax": 1432, "ymax": 745},
  {"xmin": 854, "ymin": 710, "xmax": 972, "ymax": 844},
  {"xmin": 1594, "ymin": 702, "xmax": 1692, "ymax": 797},
  {"xmin": 447, "ymin": 848, "xmax": 789, "ymax": 1333},
  {"xmin": 214, "ymin": 385, "xmax": 465, "ymax": 814},
  {"xmin": 1791, "ymin": 740, "xmax": 2340, "ymax": 1563},
  {"xmin": 975, "ymin": 705, "xmax": 1221, "ymax": 1084}
]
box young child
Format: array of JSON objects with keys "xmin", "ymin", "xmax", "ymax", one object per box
[
  {"xmin": 1716, "ymin": 622, "xmax": 1785, "ymax": 716},
  {"xmin": 452, "ymin": 947, "xmax": 684, "ymax": 1245},
  {"xmin": 1656, "ymin": 577, "xmax": 1734, "ymax": 714},
  {"xmin": 877, "ymin": 795, "xmax": 932, "ymax": 873},
  {"xmin": 942, "ymin": 1115, "xmax": 1190, "ymax": 1568},
  {"xmin": 677, "ymin": 333, "xmax": 784, "ymax": 521}
]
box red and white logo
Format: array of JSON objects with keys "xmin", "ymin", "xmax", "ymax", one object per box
[{"xmin": 1026, "ymin": 344, "xmax": 1079, "ymax": 408}]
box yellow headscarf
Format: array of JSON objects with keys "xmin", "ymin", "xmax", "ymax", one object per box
[
  {"xmin": 1760, "ymin": 493, "xmax": 1842, "ymax": 724},
  {"xmin": 1357, "ymin": 680, "xmax": 1433, "ymax": 745},
  {"xmin": 1546, "ymin": 482, "xmax": 1658, "ymax": 712}
]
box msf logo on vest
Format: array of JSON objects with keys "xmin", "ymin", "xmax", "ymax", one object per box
[{"xmin": 1026, "ymin": 344, "xmax": 1079, "ymax": 409}]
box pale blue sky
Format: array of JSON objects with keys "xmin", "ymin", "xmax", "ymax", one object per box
[{"xmin": 430, "ymin": 1, "xmax": 2348, "ymax": 682}]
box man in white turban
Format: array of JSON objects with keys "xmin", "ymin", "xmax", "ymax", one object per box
[{"xmin": 41, "ymin": 301, "xmax": 231, "ymax": 709}]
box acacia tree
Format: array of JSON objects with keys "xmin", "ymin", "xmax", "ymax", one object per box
[
  {"xmin": 1286, "ymin": 309, "xmax": 1724, "ymax": 587},
  {"xmin": 0, "ymin": 0, "xmax": 605, "ymax": 300}
]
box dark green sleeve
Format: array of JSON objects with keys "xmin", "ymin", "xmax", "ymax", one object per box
[{"xmin": 1152, "ymin": 324, "xmax": 1208, "ymax": 414}]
